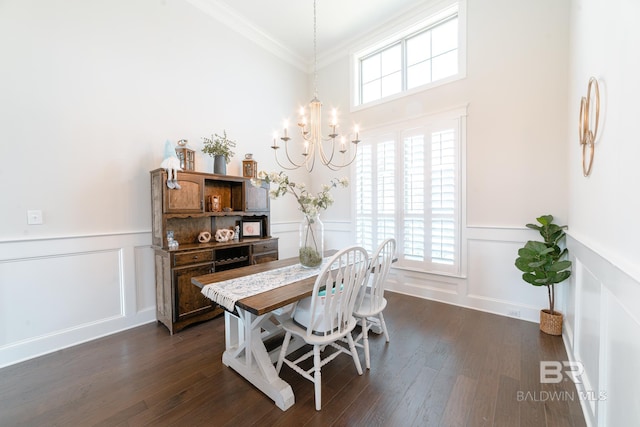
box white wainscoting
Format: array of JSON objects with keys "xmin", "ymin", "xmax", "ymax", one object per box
[
  {"xmin": 0, "ymin": 232, "xmax": 156, "ymax": 368},
  {"xmin": 385, "ymin": 226, "xmax": 550, "ymax": 323},
  {"xmin": 561, "ymin": 235, "xmax": 640, "ymax": 427}
]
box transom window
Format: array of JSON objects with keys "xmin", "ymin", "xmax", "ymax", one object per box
[
  {"xmin": 353, "ymin": 2, "xmax": 465, "ymax": 108},
  {"xmin": 354, "ymin": 109, "xmax": 465, "ymax": 275}
]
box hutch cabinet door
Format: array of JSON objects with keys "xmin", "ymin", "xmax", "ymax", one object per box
[
  {"xmin": 174, "ymin": 264, "xmax": 215, "ymax": 321},
  {"xmin": 164, "ymin": 174, "xmax": 204, "ymax": 213},
  {"xmin": 245, "ymin": 181, "xmax": 269, "ymax": 211}
]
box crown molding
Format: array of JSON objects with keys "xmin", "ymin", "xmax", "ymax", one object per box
[
  {"xmin": 185, "ymin": 0, "xmax": 460, "ymax": 74},
  {"xmin": 316, "ymin": 0, "xmax": 462, "ymax": 70},
  {"xmin": 185, "ymin": 0, "xmax": 308, "ymax": 72}
]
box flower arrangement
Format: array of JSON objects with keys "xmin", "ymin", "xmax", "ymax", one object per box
[
  {"xmin": 251, "ymin": 171, "xmax": 348, "ymax": 267},
  {"xmin": 202, "ymin": 130, "xmax": 236, "ymax": 164}
]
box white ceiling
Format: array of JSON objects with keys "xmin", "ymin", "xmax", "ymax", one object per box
[{"xmin": 189, "ymin": 0, "xmax": 432, "ymax": 69}]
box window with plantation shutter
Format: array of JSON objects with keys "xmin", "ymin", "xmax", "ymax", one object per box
[{"xmin": 354, "ymin": 110, "xmax": 464, "ymax": 275}]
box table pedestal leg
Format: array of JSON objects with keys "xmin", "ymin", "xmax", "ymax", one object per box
[{"xmin": 223, "ymin": 310, "xmax": 295, "ymax": 411}]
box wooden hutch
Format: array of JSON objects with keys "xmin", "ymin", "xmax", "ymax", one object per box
[{"xmin": 150, "ymin": 168, "xmax": 278, "ymax": 333}]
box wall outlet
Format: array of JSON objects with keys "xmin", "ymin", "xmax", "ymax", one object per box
[
  {"xmin": 27, "ymin": 210, "xmax": 43, "ymax": 225},
  {"xmin": 507, "ymin": 310, "xmax": 521, "ymax": 318}
]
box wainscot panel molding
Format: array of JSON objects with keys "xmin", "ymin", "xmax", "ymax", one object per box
[
  {"xmin": 561, "ymin": 235, "xmax": 640, "ymax": 427},
  {"xmin": 0, "ymin": 232, "xmax": 156, "ymax": 368},
  {"xmin": 386, "ymin": 226, "xmax": 549, "ymax": 323}
]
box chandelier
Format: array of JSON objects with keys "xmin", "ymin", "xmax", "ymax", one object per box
[{"xmin": 271, "ymin": 0, "xmax": 360, "ymax": 172}]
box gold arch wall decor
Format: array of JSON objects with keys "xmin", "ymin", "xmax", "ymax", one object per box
[{"xmin": 578, "ymin": 77, "xmax": 600, "ymax": 176}]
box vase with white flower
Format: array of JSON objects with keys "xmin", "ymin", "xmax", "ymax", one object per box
[{"xmin": 251, "ymin": 171, "xmax": 349, "ymax": 268}]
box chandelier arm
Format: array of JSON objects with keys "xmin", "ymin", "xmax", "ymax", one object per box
[
  {"xmin": 335, "ymin": 145, "xmax": 359, "ymax": 169},
  {"xmin": 281, "ymin": 141, "xmax": 315, "ymax": 172},
  {"xmin": 285, "ymin": 136, "xmax": 317, "ymax": 172},
  {"xmin": 319, "ymin": 133, "xmax": 356, "ymax": 167},
  {"xmin": 325, "ymin": 142, "xmax": 359, "ymax": 170},
  {"xmin": 272, "ymin": 140, "xmax": 307, "ymax": 171},
  {"xmin": 305, "ymin": 151, "xmax": 316, "ymax": 172},
  {"xmin": 283, "ymin": 140, "xmax": 302, "ymax": 167},
  {"xmin": 273, "ymin": 153, "xmax": 304, "ymax": 171},
  {"xmin": 317, "ymin": 137, "xmax": 337, "ymax": 165}
]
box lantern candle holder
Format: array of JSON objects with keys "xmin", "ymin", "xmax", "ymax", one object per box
[
  {"xmin": 242, "ymin": 153, "xmax": 258, "ymax": 178},
  {"xmin": 175, "ymin": 139, "xmax": 195, "ymax": 171}
]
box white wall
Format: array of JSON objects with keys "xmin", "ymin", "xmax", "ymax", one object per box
[
  {"xmin": 0, "ymin": 0, "xmax": 306, "ymax": 367},
  {"xmin": 0, "ymin": 0, "xmax": 305, "ymax": 240},
  {"xmin": 312, "ymin": 0, "xmax": 570, "ymax": 320},
  {"xmin": 563, "ymin": 0, "xmax": 640, "ymax": 426},
  {"xmin": 567, "ymin": 0, "xmax": 640, "ymax": 279},
  {"xmin": 317, "ymin": 0, "xmax": 570, "ymax": 227}
]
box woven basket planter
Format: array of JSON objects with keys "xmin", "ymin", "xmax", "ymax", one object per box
[{"xmin": 540, "ymin": 309, "xmax": 563, "ymax": 335}]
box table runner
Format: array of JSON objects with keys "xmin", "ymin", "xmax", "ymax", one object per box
[{"xmin": 201, "ymin": 261, "xmax": 325, "ymax": 311}]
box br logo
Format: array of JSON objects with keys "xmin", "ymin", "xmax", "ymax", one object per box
[{"xmin": 540, "ymin": 361, "xmax": 584, "ymax": 384}]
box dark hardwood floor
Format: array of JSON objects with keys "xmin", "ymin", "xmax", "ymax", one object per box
[{"xmin": 0, "ymin": 293, "xmax": 586, "ymax": 426}]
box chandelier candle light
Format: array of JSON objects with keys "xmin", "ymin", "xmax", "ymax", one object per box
[{"xmin": 271, "ymin": 0, "xmax": 360, "ymax": 172}]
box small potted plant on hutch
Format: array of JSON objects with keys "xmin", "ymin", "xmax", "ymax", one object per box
[
  {"xmin": 202, "ymin": 130, "xmax": 236, "ymax": 175},
  {"xmin": 515, "ymin": 214, "xmax": 572, "ymax": 335}
]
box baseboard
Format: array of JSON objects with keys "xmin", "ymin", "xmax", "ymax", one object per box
[{"xmin": 0, "ymin": 307, "xmax": 156, "ymax": 369}]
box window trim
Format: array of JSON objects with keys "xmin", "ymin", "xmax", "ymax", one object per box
[
  {"xmin": 351, "ymin": 106, "xmax": 467, "ymax": 278},
  {"xmin": 350, "ymin": 0, "xmax": 466, "ymax": 112}
]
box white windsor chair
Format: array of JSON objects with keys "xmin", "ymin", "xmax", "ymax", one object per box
[
  {"xmin": 275, "ymin": 245, "xmax": 369, "ymax": 410},
  {"xmin": 352, "ymin": 238, "xmax": 396, "ymax": 370}
]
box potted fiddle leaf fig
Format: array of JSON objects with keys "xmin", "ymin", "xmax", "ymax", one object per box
[
  {"xmin": 515, "ymin": 214, "xmax": 572, "ymax": 335},
  {"xmin": 202, "ymin": 130, "xmax": 236, "ymax": 175}
]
